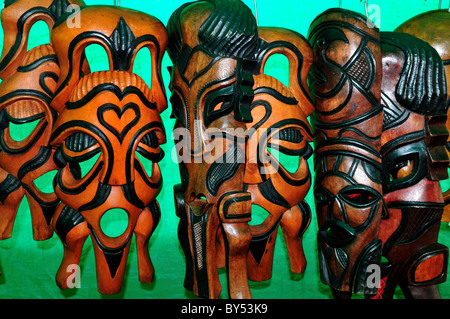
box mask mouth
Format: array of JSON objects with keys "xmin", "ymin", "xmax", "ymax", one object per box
[
  {"xmin": 87, "ymin": 207, "xmax": 133, "ymax": 249},
  {"xmin": 318, "ymin": 219, "xmax": 357, "ymax": 248},
  {"xmin": 187, "ymin": 194, "xmax": 211, "ymax": 217},
  {"xmin": 87, "ymin": 218, "xmax": 133, "ymax": 279},
  {"xmin": 100, "ymin": 208, "xmax": 129, "ymax": 238}
]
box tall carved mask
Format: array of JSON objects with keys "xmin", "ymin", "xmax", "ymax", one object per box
[
  {"xmin": 308, "ymin": 9, "xmax": 384, "ymax": 296},
  {"xmin": 394, "ymin": 10, "xmax": 450, "ymax": 224},
  {"xmin": 375, "ymin": 32, "xmax": 449, "ymax": 299},
  {"xmin": 167, "ymin": 0, "xmax": 258, "ymax": 299},
  {"xmin": 0, "ymin": 0, "xmax": 86, "ymax": 240},
  {"xmin": 49, "ymin": 6, "xmax": 168, "ymax": 295},
  {"xmin": 168, "ymin": 0, "xmax": 314, "ymax": 299}
]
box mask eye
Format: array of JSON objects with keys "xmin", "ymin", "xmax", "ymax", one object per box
[
  {"xmin": 268, "ymin": 126, "xmax": 312, "ymax": 159},
  {"xmin": 203, "ymin": 86, "xmax": 235, "ymax": 127},
  {"xmin": 314, "ymin": 186, "xmax": 333, "ymax": 205},
  {"xmin": 390, "ymin": 155, "xmax": 416, "ymax": 181},
  {"xmin": 63, "ymin": 132, "xmax": 101, "ymax": 180},
  {"xmin": 0, "ymin": 104, "xmax": 45, "ymax": 144},
  {"xmin": 339, "ymin": 186, "xmax": 380, "ymax": 207}
]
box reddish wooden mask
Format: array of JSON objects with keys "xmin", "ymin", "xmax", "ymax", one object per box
[
  {"xmin": 308, "ymin": 9, "xmax": 384, "ymax": 295},
  {"xmin": 0, "ymin": 0, "xmax": 86, "ymax": 241},
  {"xmin": 375, "ymin": 31, "xmax": 449, "ymax": 299},
  {"xmin": 394, "ymin": 10, "xmax": 450, "ymax": 224},
  {"xmin": 49, "ymin": 6, "xmax": 167, "ymax": 295}
]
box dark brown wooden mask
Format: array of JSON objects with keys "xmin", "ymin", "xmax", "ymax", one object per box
[
  {"xmin": 168, "ymin": 0, "xmax": 259, "ymax": 299},
  {"xmin": 394, "ymin": 10, "xmax": 450, "ymax": 224},
  {"xmin": 374, "ymin": 31, "xmax": 449, "ymax": 299},
  {"xmin": 0, "ymin": 0, "xmax": 86, "ymax": 241},
  {"xmin": 49, "ymin": 6, "xmax": 167, "ymax": 295},
  {"xmin": 308, "ymin": 9, "xmax": 384, "ymax": 295}
]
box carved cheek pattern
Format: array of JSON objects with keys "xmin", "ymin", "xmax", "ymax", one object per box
[{"xmin": 170, "ymin": 55, "xmax": 248, "ymax": 200}]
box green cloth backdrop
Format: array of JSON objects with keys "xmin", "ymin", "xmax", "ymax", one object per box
[{"xmin": 0, "ymin": 0, "xmax": 449, "ymax": 299}]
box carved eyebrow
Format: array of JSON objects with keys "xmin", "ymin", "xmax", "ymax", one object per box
[
  {"xmin": 65, "ymin": 132, "xmax": 98, "ymax": 152},
  {"xmin": 277, "ymin": 128, "xmax": 304, "ymax": 143}
]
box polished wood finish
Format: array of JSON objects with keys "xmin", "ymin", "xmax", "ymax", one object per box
[
  {"xmin": 0, "ymin": 0, "xmax": 86, "ymax": 241},
  {"xmin": 167, "ymin": 0, "xmax": 313, "ymax": 298},
  {"xmin": 308, "ymin": 7, "xmax": 449, "ymax": 299},
  {"xmin": 49, "ymin": 5, "xmax": 167, "ymax": 295},
  {"xmin": 394, "ymin": 10, "xmax": 450, "ymax": 222},
  {"xmin": 308, "ymin": 8, "xmax": 384, "ymax": 296}
]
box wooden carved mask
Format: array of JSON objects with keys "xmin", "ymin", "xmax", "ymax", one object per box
[
  {"xmin": 394, "ymin": 10, "xmax": 450, "ymax": 224},
  {"xmin": 167, "ymin": 0, "xmax": 259, "ymax": 299},
  {"xmin": 0, "ymin": 0, "xmax": 86, "ymax": 240},
  {"xmin": 244, "ymin": 28, "xmax": 314, "ymax": 282},
  {"xmin": 376, "ymin": 32, "xmax": 449, "ymax": 299},
  {"xmin": 308, "ymin": 9, "xmax": 384, "ymax": 295},
  {"xmin": 168, "ymin": 0, "xmax": 314, "ymax": 299},
  {"xmin": 49, "ymin": 6, "xmax": 167, "ymax": 295}
]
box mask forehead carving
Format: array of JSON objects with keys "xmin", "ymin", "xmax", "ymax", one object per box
[
  {"xmin": 49, "ymin": 5, "xmax": 167, "ymax": 295},
  {"xmin": 51, "ymin": 5, "xmax": 167, "ymax": 114}
]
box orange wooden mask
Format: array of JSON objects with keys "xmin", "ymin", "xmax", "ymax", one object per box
[
  {"xmin": 49, "ymin": 5, "xmax": 167, "ymax": 295},
  {"xmin": 0, "ymin": 0, "xmax": 86, "ymax": 241},
  {"xmin": 244, "ymin": 27, "xmax": 314, "ymax": 283}
]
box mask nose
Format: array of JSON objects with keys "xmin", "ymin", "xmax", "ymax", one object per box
[{"xmin": 101, "ymin": 151, "xmax": 134, "ymax": 186}]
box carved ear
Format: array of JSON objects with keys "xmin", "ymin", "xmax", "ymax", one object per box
[{"xmin": 256, "ymin": 27, "xmax": 315, "ymax": 117}]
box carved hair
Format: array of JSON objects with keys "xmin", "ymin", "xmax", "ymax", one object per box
[{"xmin": 167, "ymin": 0, "xmax": 260, "ymax": 61}]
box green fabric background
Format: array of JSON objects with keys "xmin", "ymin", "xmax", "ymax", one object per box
[{"xmin": 0, "ymin": 0, "xmax": 449, "ymax": 299}]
